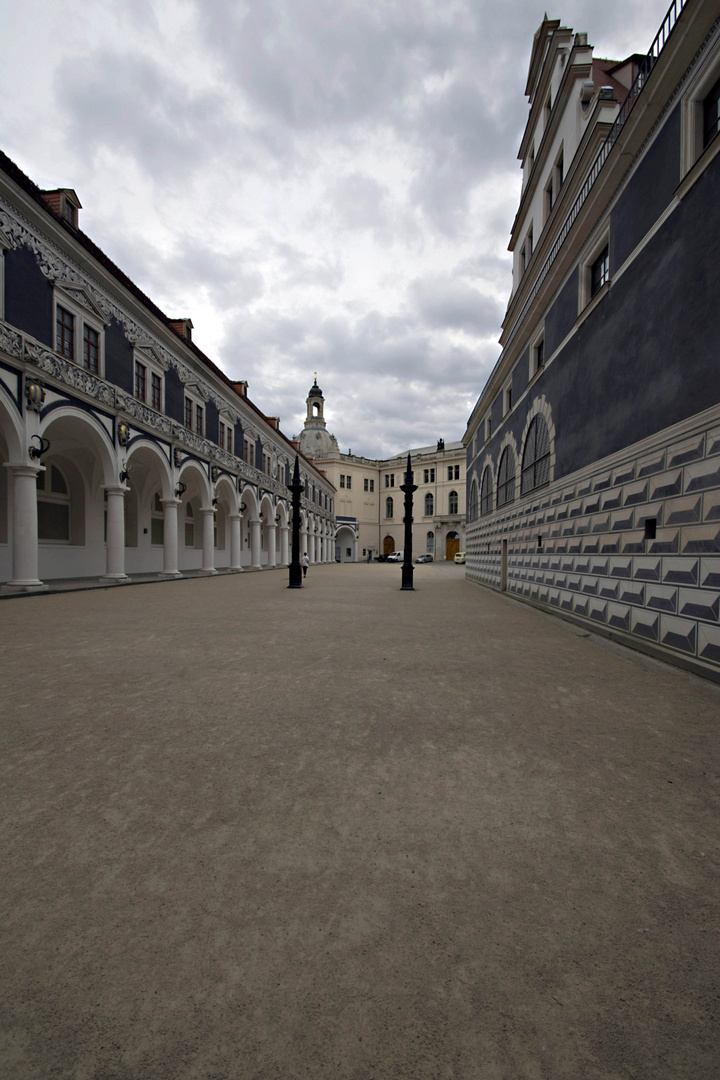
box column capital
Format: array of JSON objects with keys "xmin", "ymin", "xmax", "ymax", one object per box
[
  {"xmin": 104, "ymin": 485, "xmax": 126, "ymax": 497},
  {"xmin": 5, "ymin": 462, "xmax": 43, "ymax": 478},
  {"xmin": 161, "ymin": 497, "xmax": 181, "ymax": 508}
]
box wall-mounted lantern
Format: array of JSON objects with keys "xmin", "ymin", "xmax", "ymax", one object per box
[
  {"xmin": 175, "ymin": 481, "xmax": 187, "ymax": 498},
  {"xmin": 28, "ymin": 435, "xmax": 50, "ymax": 460}
]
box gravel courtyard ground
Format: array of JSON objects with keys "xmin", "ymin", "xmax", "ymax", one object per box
[{"xmin": 1, "ymin": 562, "xmax": 718, "ymax": 1079}]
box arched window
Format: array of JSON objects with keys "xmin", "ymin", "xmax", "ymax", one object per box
[
  {"xmin": 480, "ymin": 467, "xmax": 493, "ymax": 516},
  {"xmin": 426, "ymin": 531, "xmax": 434, "ymax": 554},
  {"xmin": 468, "ymin": 480, "xmax": 478, "ymax": 522},
  {"xmin": 184, "ymin": 503, "xmax": 194, "ymax": 547},
  {"xmin": 497, "ymin": 447, "xmax": 516, "ymax": 508},
  {"xmin": 151, "ymin": 491, "xmax": 164, "ymax": 545},
  {"xmin": 448, "ymin": 490, "xmax": 458, "ymax": 515},
  {"xmin": 521, "ymin": 415, "xmax": 551, "ymax": 494},
  {"xmin": 424, "ymin": 492, "xmax": 434, "ymax": 516},
  {"xmin": 385, "ymin": 496, "xmax": 394, "ymax": 518},
  {"xmin": 37, "ymin": 463, "xmax": 70, "ymax": 541}
]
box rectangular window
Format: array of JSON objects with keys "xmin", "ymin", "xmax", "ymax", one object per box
[
  {"xmin": 134, "ymin": 361, "xmax": 146, "ymax": 402},
  {"xmin": 370, "ymin": 479, "xmax": 374, "ymax": 492},
  {"xmin": 83, "ymin": 325, "xmax": 99, "ymax": 373},
  {"xmin": 385, "ymin": 474, "xmax": 390, "ymax": 487},
  {"xmin": 346, "ymin": 475, "xmax": 351, "ymax": 490},
  {"xmin": 56, "ymin": 306, "xmax": 74, "ymax": 359},
  {"xmin": 390, "ymin": 474, "xmax": 394, "ymax": 487},
  {"xmin": 184, "ymin": 397, "xmax": 193, "ymax": 429},
  {"xmin": 536, "ymin": 338, "xmax": 544, "ymax": 371},
  {"xmin": 151, "ymin": 372, "xmax": 162, "ymax": 411},
  {"xmin": 340, "ymin": 474, "xmax": 346, "ymax": 488},
  {"xmin": 703, "ymin": 74, "xmax": 720, "ymax": 149},
  {"xmin": 429, "ymin": 468, "xmax": 435, "ymax": 483},
  {"xmin": 504, "ymin": 385, "xmax": 512, "ymax": 414},
  {"xmin": 448, "ymin": 466, "xmax": 453, "ymax": 481},
  {"xmin": 556, "ymin": 150, "xmax": 564, "ymax": 189},
  {"xmin": 364, "ymin": 478, "xmax": 368, "ymax": 491},
  {"xmin": 195, "ymin": 404, "xmax": 203, "ymax": 436},
  {"xmin": 591, "ymin": 245, "xmax": 609, "ymax": 296}
]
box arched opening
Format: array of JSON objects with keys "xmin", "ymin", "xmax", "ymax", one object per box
[
  {"xmin": 426, "ymin": 531, "xmax": 434, "ymax": 555},
  {"xmin": 446, "ymin": 531, "xmax": 460, "ymax": 561},
  {"xmin": 383, "ymin": 534, "xmax": 395, "ymax": 556},
  {"xmin": 497, "ymin": 447, "xmax": 516, "ymax": 508},
  {"xmin": 480, "ymin": 467, "xmax": 493, "ymax": 516},
  {"xmin": 335, "ymin": 524, "xmax": 356, "ymax": 562},
  {"xmin": 521, "ymin": 415, "xmax": 551, "ymax": 494},
  {"xmin": 468, "ymin": 479, "xmax": 478, "ymax": 522}
]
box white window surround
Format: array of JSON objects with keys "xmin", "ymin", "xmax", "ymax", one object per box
[
  {"xmin": 681, "ymin": 48, "xmax": 720, "ymax": 176},
  {"xmin": 53, "ymin": 283, "xmax": 106, "ymax": 377},
  {"xmin": 133, "ymin": 345, "xmax": 167, "ymax": 412},
  {"xmin": 578, "ymin": 227, "xmax": 611, "ymax": 313},
  {"xmin": 530, "ymin": 323, "xmax": 546, "ymax": 379},
  {"xmin": 503, "ymin": 381, "xmax": 513, "ymax": 416},
  {"xmin": 183, "ymin": 383, "xmax": 207, "ymax": 435}
]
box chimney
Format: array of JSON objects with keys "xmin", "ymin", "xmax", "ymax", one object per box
[
  {"xmin": 231, "ymin": 380, "xmax": 249, "ymax": 398},
  {"xmin": 40, "ymin": 188, "xmax": 82, "ymax": 229},
  {"xmin": 169, "ymin": 318, "xmax": 193, "ymax": 342},
  {"xmin": 266, "ymin": 416, "xmax": 280, "ymax": 430}
]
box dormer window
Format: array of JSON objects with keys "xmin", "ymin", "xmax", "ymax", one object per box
[{"xmin": 41, "ymin": 188, "xmax": 81, "ymax": 229}]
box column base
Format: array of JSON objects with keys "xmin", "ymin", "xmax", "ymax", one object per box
[
  {"xmin": 229, "ymin": 567, "xmax": 244, "ymax": 573},
  {"xmin": 250, "ymin": 564, "xmax": 263, "ymax": 571},
  {"xmin": 2, "ymin": 581, "xmax": 49, "ymax": 592},
  {"xmin": 98, "ymin": 574, "xmax": 131, "ymax": 584},
  {"xmin": 158, "ymin": 571, "xmax": 183, "ymax": 579},
  {"xmin": 197, "ymin": 568, "xmax": 218, "ymax": 576}
]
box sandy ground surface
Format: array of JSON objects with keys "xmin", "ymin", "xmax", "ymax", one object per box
[{"xmin": 1, "ymin": 561, "xmax": 719, "ymax": 1080}]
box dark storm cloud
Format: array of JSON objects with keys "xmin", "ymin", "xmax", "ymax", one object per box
[{"xmin": 57, "ymin": 50, "xmax": 230, "ymax": 180}]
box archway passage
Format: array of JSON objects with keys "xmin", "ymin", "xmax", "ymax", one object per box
[
  {"xmin": 446, "ymin": 532, "xmax": 460, "ymax": 560},
  {"xmin": 383, "ymin": 535, "xmax": 395, "ymax": 556}
]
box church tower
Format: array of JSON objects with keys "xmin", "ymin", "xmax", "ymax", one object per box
[{"xmin": 296, "ymin": 376, "xmax": 339, "ymax": 459}]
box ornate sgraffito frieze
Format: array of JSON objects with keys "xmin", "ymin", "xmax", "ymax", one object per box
[
  {"xmin": 0, "ymin": 197, "xmax": 244, "ymax": 419},
  {"xmin": 0, "ymin": 320, "xmax": 22, "ymax": 359},
  {"xmin": 116, "ymin": 392, "xmax": 176, "ymax": 437},
  {"xmin": 25, "ymin": 339, "xmax": 116, "ymax": 407}
]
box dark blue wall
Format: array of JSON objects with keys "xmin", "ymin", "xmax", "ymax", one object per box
[
  {"xmin": 471, "ymin": 134, "xmax": 720, "ymax": 487},
  {"xmin": 255, "ymin": 437, "xmax": 262, "ymax": 469},
  {"xmin": 104, "ymin": 317, "xmax": 133, "ymax": 392},
  {"xmin": 545, "ymin": 268, "xmax": 578, "ymax": 357},
  {"xmin": 205, "ymin": 401, "xmax": 218, "ymax": 445},
  {"xmin": 612, "ymin": 104, "xmax": 681, "ymax": 269},
  {"xmin": 5, "ymin": 244, "xmax": 52, "ymax": 346},
  {"xmin": 165, "ymin": 368, "xmax": 184, "ymax": 424}
]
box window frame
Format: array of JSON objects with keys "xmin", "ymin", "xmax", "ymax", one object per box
[
  {"xmin": 53, "ymin": 286, "xmax": 105, "ymax": 377},
  {"xmin": 480, "ymin": 466, "xmax": 493, "ymax": 517},
  {"xmin": 183, "ymin": 384, "xmax": 207, "ymax": 437},
  {"xmin": 133, "ymin": 346, "xmax": 166, "ymax": 413},
  {"xmin": 521, "ymin": 415, "xmax": 551, "ymax": 496},
  {"xmin": 424, "ymin": 492, "xmax": 434, "ymax": 516},
  {"xmin": 496, "ymin": 446, "xmax": 516, "ymax": 509},
  {"xmin": 681, "ymin": 59, "xmax": 720, "ymax": 177},
  {"xmin": 579, "ymin": 229, "xmax": 611, "ymax": 312},
  {"xmin": 385, "ymin": 496, "xmax": 394, "ymax": 519}
]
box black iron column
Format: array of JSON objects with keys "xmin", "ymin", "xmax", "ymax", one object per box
[
  {"xmin": 288, "ymin": 454, "xmax": 303, "ymax": 589},
  {"xmin": 400, "ymin": 453, "xmax": 417, "ymax": 591}
]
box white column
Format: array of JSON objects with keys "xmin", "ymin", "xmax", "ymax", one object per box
[
  {"xmin": 160, "ymin": 498, "xmax": 181, "ymax": 578},
  {"xmin": 280, "ymin": 525, "xmax": 289, "ymax": 566},
  {"xmin": 229, "ymin": 513, "xmax": 243, "ymax": 571},
  {"xmin": 353, "ymin": 533, "xmax": 359, "ymax": 562},
  {"xmin": 250, "ymin": 518, "xmax": 262, "ymax": 569},
  {"xmin": 101, "ymin": 486, "xmax": 129, "ymax": 582},
  {"xmin": 3, "ymin": 463, "xmax": 46, "ymax": 590},
  {"xmin": 200, "ymin": 508, "xmax": 217, "ymax": 575},
  {"xmin": 267, "ymin": 523, "xmax": 277, "ymax": 568},
  {"xmin": 301, "ymin": 526, "xmax": 308, "ymax": 561}
]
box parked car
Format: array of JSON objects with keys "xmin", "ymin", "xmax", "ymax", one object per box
[
  {"xmin": 415, "ymin": 554, "xmax": 433, "ymax": 563},
  {"xmin": 386, "ymin": 551, "xmax": 404, "ymax": 562},
  {"xmin": 454, "ymin": 552, "xmax": 466, "ymax": 564},
  {"xmin": 374, "ymin": 554, "xmax": 389, "ymax": 562}
]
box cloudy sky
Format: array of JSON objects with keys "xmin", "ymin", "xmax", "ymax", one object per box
[{"xmin": 2, "ymin": 0, "xmax": 663, "ymax": 456}]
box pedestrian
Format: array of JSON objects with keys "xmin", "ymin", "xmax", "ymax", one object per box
[{"xmin": 301, "ymin": 552, "xmax": 309, "ymax": 578}]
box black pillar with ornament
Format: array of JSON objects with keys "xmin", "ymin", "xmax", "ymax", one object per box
[
  {"xmin": 288, "ymin": 455, "xmax": 303, "ymax": 589},
  {"xmin": 400, "ymin": 453, "xmax": 417, "ymax": 591}
]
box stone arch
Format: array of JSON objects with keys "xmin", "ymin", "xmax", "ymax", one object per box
[
  {"xmin": 177, "ymin": 459, "xmax": 211, "ymax": 507},
  {"xmin": 335, "ymin": 522, "xmax": 356, "ymax": 563},
  {"xmin": 40, "ymin": 405, "xmax": 117, "ymax": 492},
  {"xmin": 518, "ymin": 395, "xmax": 556, "ymax": 493},
  {"xmin": 0, "ymin": 383, "xmax": 24, "ymax": 462},
  {"xmin": 495, "ymin": 431, "xmax": 519, "ymax": 510}
]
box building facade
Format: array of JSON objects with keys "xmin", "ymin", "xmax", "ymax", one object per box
[
  {"xmin": 297, "ymin": 381, "xmax": 466, "ymax": 561},
  {"xmin": 464, "ymin": 1, "xmax": 720, "ymax": 679},
  {"xmin": 0, "ymin": 152, "xmax": 336, "ymax": 590}
]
